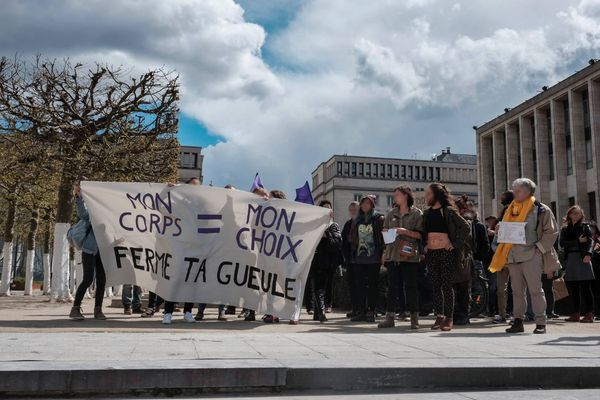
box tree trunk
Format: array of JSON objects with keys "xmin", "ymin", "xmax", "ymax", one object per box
[
  {"xmin": 51, "ymin": 169, "xmax": 76, "ymax": 301},
  {"xmin": 0, "ymin": 197, "xmax": 17, "ymax": 296},
  {"xmin": 42, "ymin": 211, "xmax": 52, "ymax": 295},
  {"xmin": 24, "ymin": 209, "xmax": 39, "ymax": 296}
]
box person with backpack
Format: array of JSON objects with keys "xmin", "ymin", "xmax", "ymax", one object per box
[
  {"xmin": 489, "ymin": 178, "xmax": 560, "ymax": 334},
  {"xmin": 422, "ymin": 183, "xmax": 471, "ymax": 332},
  {"xmin": 69, "ymin": 184, "xmax": 106, "ymax": 321},
  {"xmin": 560, "ymin": 205, "xmax": 595, "ymax": 323}
]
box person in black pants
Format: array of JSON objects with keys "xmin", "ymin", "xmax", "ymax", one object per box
[
  {"xmin": 70, "ymin": 185, "xmax": 107, "ymax": 321},
  {"xmin": 378, "ymin": 186, "xmax": 424, "ymax": 329},
  {"xmin": 341, "ymin": 201, "xmax": 359, "ymax": 318},
  {"xmin": 162, "ymin": 301, "xmax": 195, "ymax": 324},
  {"xmin": 349, "ymin": 195, "xmax": 385, "ymax": 323},
  {"xmin": 309, "ymin": 200, "xmax": 343, "ymax": 322},
  {"xmin": 141, "ymin": 291, "xmax": 164, "ymax": 317}
]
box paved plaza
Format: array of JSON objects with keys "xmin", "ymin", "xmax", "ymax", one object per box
[{"xmin": 1, "ymin": 293, "xmax": 599, "ymax": 397}]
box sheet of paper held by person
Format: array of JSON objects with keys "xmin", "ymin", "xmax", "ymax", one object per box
[
  {"xmin": 497, "ymin": 222, "xmax": 527, "ymax": 245},
  {"xmin": 383, "ymin": 229, "xmax": 397, "ymax": 244}
]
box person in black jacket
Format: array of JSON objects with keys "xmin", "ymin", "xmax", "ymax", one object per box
[
  {"xmin": 309, "ymin": 200, "xmax": 343, "ymax": 322},
  {"xmin": 453, "ymin": 196, "xmax": 490, "ymax": 325},
  {"xmin": 341, "ymin": 201, "xmax": 360, "ymax": 318},
  {"xmin": 559, "ymin": 205, "xmax": 595, "ymax": 323}
]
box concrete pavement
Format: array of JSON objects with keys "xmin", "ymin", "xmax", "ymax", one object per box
[{"xmin": 1, "ymin": 294, "xmax": 599, "ymax": 396}]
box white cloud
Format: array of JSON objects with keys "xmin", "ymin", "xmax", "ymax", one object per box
[{"xmin": 1, "ymin": 0, "xmax": 600, "ymax": 194}]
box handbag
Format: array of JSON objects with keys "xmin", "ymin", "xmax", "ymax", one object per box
[{"xmin": 552, "ymin": 277, "xmax": 569, "ymax": 302}]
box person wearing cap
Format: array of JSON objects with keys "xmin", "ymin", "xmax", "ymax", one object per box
[{"xmin": 349, "ymin": 195, "xmax": 385, "ymax": 323}]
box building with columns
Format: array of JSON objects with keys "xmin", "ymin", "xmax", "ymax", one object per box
[
  {"xmin": 311, "ymin": 148, "xmax": 477, "ymax": 224},
  {"xmin": 476, "ymin": 60, "xmax": 600, "ymax": 222}
]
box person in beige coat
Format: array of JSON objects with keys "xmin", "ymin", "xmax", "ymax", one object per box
[{"xmin": 490, "ymin": 178, "xmax": 560, "ymax": 335}]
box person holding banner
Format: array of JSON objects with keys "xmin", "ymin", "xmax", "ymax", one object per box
[
  {"xmin": 308, "ymin": 200, "xmax": 343, "ymax": 322},
  {"xmin": 70, "ymin": 185, "xmax": 107, "ymax": 321},
  {"xmin": 349, "ymin": 195, "xmax": 385, "ymax": 323},
  {"xmin": 489, "ymin": 178, "xmax": 560, "ymax": 334}
]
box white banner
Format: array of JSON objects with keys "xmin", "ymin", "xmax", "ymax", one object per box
[{"xmin": 81, "ymin": 182, "xmax": 330, "ymax": 320}]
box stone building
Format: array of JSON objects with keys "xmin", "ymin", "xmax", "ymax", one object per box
[
  {"xmin": 476, "ymin": 60, "xmax": 600, "ymax": 221},
  {"xmin": 311, "ymin": 148, "xmax": 478, "ymax": 223},
  {"xmin": 178, "ymin": 145, "xmax": 204, "ymax": 183}
]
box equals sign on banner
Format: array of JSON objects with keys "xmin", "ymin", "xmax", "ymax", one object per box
[{"xmin": 197, "ymin": 214, "xmax": 223, "ymax": 234}]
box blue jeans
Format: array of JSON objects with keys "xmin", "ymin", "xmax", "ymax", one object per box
[{"xmin": 122, "ymin": 285, "xmax": 142, "ymax": 309}]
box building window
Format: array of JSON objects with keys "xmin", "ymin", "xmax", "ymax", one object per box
[
  {"xmin": 373, "ymin": 164, "xmax": 378, "ymax": 177},
  {"xmin": 358, "ymin": 163, "xmax": 364, "ymax": 176},
  {"xmin": 435, "ymin": 167, "xmax": 441, "ymax": 181},
  {"xmin": 550, "ymin": 202, "xmax": 557, "ymax": 218},
  {"xmin": 366, "ymin": 163, "xmax": 371, "ymax": 177},
  {"xmin": 351, "ymin": 162, "xmax": 357, "ymax": 176},
  {"xmin": 354, "ymin": 194, "xmax": 362, "ymax": 202},
  {"xmin": 180, "ymin": 152, "xmax": 197, "ymax": 168},
  {"xmin": 569, "ymin": 196, "xmax": 575, "ymax": 207},
  {"xmin": 415, "ymin": 166, "xmax": 420, "ymax": 180},
  {"xmin": 312, "ymin": 175, "xmax": 319, "ymax": 190},
  {"xmin": 583, "ymin": 90, "xmax": 593, "ymax": 170},
  {"xmin": 532, "ymin": 148, "xmax": 537, "ymax": 182},
  {"xmin": 394, "ymin": 165, "xmax": 399, "ymax": 179},
  {"xmin": 337, "ymin": 162, "xmax": 343, "ymax": 176},
  {"xmin": 344, "ymin": 162, "xmax": 350, "ymax": 176},
  {"xmin": 589, "ymin": 192, "xmax": 597, "ymax": 222},
  {"xmin": 408, "ymin": 166, "xmax": 413, "ymax": 180},
  {"xmin": 564, "ymin": 100, "xmax": 573, "ymax": 176},
  {"xmin": 387, "ymin": 164, "xmax": 392, "ymax": 178},
  {"xmin": 401, "ymin": 165, "xmax": 406, "ymax": 179},
  {"xmin": 380, "ymin": 164, "xmax": 385, "ymax": 178},
  {"xmin": 428, "ymin": 167, "xmax": 434, "ymax": 181}
]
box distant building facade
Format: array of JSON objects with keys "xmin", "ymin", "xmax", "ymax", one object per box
[
  {"xmin": 311, "ymin": 148, "xmax": 478, "ymax": 223},
  {"xmin": 476, "ymin": 60, "xmax": 600, "ymax": 222},
  {"xmin": 178, "ymin": 145, "xmax": 203, "ymax": 183}
]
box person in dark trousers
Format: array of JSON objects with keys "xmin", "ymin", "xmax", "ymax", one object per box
[
  {"xmin": 122, "ymin": 284, "xmax": 142, "ymax": 314},
  {"xmin": 560, "ymin": 205, "xmax": 596, "ymax": 323},
  {"xmin": 492, "ymin": 191, "xmax": 514, "ymax": 324},
  {"xmin": 162, "ymin": 301, "xmax": 195, "ymax": 324},
  {"xmin": 309, "ymin": 200, "xmax": 343, "ymax": 322},
  {"xmin": 141, "ymin": 291, "xmax": 164, "ymax": 317},
  {"xmin": 453, "ymin": 196, "xmax": 490, "ymax": 325},
  {"xmin": 378, "ymin": 186, "xmax": 424, "ymax": 330},
  {"xmin": 342, "ymin": 201, "xmax": 360, "ymax": 318},
  {"xmin": 349, "ymin": 195, "xmax": 385, "ymax": 323},
  {"xmin": 484, "ymin": 215, "xmax": 499, "ymax": 316},
  {"xmin": 589, "ymin": 223, "xmax": 600, "ymax": 320},
  {"xmin": 422, "ymin": 183, "xmax": 471, "ymax": 332},
  {"xmin": 70, "ymin": 184, "xmax": 107, "ymax": 321}
]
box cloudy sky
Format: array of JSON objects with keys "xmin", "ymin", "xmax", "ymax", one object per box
[{"xmin": 1, "ymin": 0, "xmax": 600, "ymax": 193}]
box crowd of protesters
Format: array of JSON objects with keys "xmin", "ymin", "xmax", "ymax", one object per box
[{"xmin": 69, "ymin": 176, "xmax": 600, "ymax": 333}]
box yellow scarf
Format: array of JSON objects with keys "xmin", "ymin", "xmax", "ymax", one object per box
[{"xmin": 489, "ymin": 196, "xmax": 536, "ymax": 273}]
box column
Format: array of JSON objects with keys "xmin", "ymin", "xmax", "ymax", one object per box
[
  {"xmin": 492, "ymin": 129, "xmax": 507, "ymax": 202},
  {"xmin": 590, "ymin": 78, "xmax": 600, "ymax": 220},
  {"xmin": 534, "ymin": 108, "xmax": 550, "ymax": 203},
  {"xmin": 479, "ymin": 133, "xmax": 494, "ymax": 217},
  {"xmin": 569, "ymin": 88, "xmax": 590, "ymax": 212},
  {"xmin": 505, "ymin": 122, "xmax": 520, "ymax": 184},
  {"xmin": 519, "ymin": 115, "xmax": 535, "ymax": 179},
  {"xmin": 551, "ymin": 99, "xmax": 569, "ymax": 218}
]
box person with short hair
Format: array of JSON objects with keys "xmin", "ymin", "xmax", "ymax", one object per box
[
  {"xmin": 560, "ymin": 205, "xmax": 595, "ymax": 323},
  {"xmin": 490, "ymin": 178, "xmax": 560, "ymax": 335}
]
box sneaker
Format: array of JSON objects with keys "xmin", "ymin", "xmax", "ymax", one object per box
[
  {"xmin": 162, "ymin": 313, "xmax": 173, "ymax": 324},
  {"xmin": 533, "ymin": 325, "xmax": 546, "ymax": 334},
  {"xmin": 244, "ymin": 311, "xmax": 256, "ymax": 321},
  {"xmin": 194, "ymin": 311, "xmax": 204, "ymax": 321},
  {"xmin": 325, "ymin": 307, "xmax": 332, "ymax": 313},
  {"xmin": 69, "ymin": 306, "xmax": 85, "ymax": 321},
  {"xmin": 431, "ymin": 316, "xmax": 444, "ymax": 330},
  {"xmin": 581, "ymin": 313, "xmax": 594, "ymax": 323},
  {"xmin": 94, "ymin": 307, "xmax": 106, "ymax": 320},
  {"xmin": 132, "ymin": 307, "xmax": 143, "ymax": 314},
  {"xmin": 263, "ymin": 314, "xmax": 280, "ymax": 323},
  {"xmin": 492, "ymin": 315, "xmax": 507, "ymax": 324},
  {"xmin": 183, "ymin": 311, "xmax": 196, "ymax": 323},
  {"xmin": 141, "ymin": 308, "xmax": 155, "ymax": 318},
  {"xmin": 238, "ymin": 309, "xmax": 250, "ymax": 319},
  {"xmin": 124, "ymin": 306, "xmax": 132, "ymax": 315},
  {"xmin": 289, "ymin": 320, "xmax": 299, "ymax": 325}
]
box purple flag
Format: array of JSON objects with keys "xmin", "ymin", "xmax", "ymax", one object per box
[
  {"xmin": 250, "ymin": 173, "xmax": 264, "ymax": 192},
  {"xmin": 295, "ymin": 181, "xmax": 314, "ymax": 205}
]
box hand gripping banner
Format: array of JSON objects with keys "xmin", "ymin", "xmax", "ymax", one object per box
[{"xmin": 81, "ymin": 182, "xmax": 330, "ymax": 320}]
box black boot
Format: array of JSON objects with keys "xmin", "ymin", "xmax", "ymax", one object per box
[
  {"xmin": 533, "ymin": 325, "xmax": 546, "ymax": 334},
  {"xmin": 505, "ymin": 318, "xmax": 524, "ymax": 333}
]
